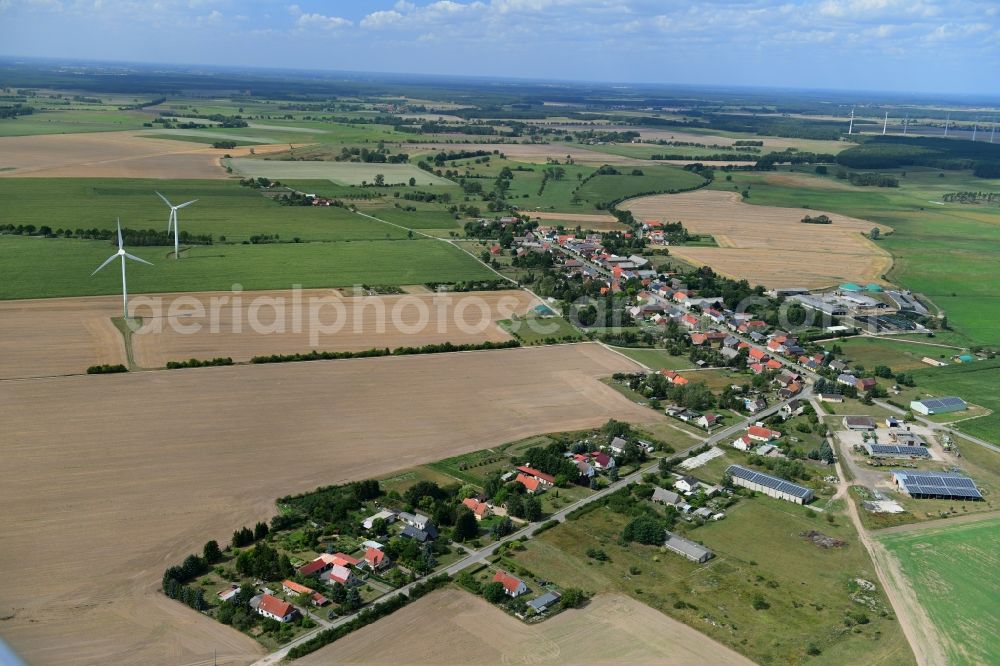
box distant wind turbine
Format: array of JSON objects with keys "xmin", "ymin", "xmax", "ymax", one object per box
[
  {"xmin": 882, "ymin": 112, "xmax": 888, "ymax": 135},
  {"xmin": 902, "ymin": 114, "xmax": 909, "ymax": 136},
  {"xmin": 991, "ymin": 118, "xmax": 996, "ymax": 144},
  {"xmin": 943, "ymin": 112, "xmax": 950, "ymax": 138},
  {"xmin": 972, "ymin": 120, "xmax": 978, "ymax": 142},
  {"xmin": 92, "ymin": 220, "xmax": 153, "ymax": 319},
  {"xmin": 848, "ymin": 107, "xmax": 855, "ymax": 135},
  {"xmin": 155, "ymin": 191, "xmax": 198, "ymax": 260}
]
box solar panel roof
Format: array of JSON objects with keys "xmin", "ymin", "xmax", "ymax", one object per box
[
  {"xmin": 726, "ymin": 464, "xmax": 813, "ymax": 499},
  {"xmin": 918, "ymin": 397, "xmax": 966, "ymax": 409},
  {"xmin": 894, "ymin": 471, "xmax": 983, "ymax": 499},
  {"xmin": 868, "ymin": 444, "xmax": 930, "ymax": 458}
]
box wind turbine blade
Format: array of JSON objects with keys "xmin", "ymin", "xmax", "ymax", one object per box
[
  {"xmin": 155, "ymin": 191, "xmax": 173, "ymax": 207},
  {"xmin": 176, "ymin": 199, "xmax": 198, "ymax": 209},
  {"xmin": 117, "ymin": 220, "xmax": 123, "ymax": 250},
  {"xmin": 91, "ymin": 253, "xmax": 119, "ymax": 275},
  {"xmin": 124, "ymin": 252, "xmax": 153, "ymax": 266}
]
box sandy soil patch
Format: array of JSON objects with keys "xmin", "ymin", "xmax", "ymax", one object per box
[
  {"xmin": 0, "ymin": 295, "xmax": 126, "ymax": 379},
  {"xmin": 0, "ymin": 343, "xmax": 659, "ymax": 666},
  {"xmin": 528, "ymin": 210, "xmax": 628, "ymax": 230},
  {"xmin": 623, "ymin": 189, "xmax": 893, "ymax": 289},
  {"xmin": 0, "ymin": 131, "xmax": 289, "ymax": 179},
  {"xmin": 129, "ymin": 289, "xmax": 537, "ymax": 368},
  {"xmin": 298, "ymin": 588, "xmax": 754, "ymax": 666}
]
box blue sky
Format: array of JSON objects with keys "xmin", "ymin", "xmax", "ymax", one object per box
[{"xmin": 1, "ymin": 0, "xmax": 998, "ymax": 94}]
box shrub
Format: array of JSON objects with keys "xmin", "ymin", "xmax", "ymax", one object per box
[{"xmin": 87, "ymin": 363, "xmax": 128, "ymax": 374}]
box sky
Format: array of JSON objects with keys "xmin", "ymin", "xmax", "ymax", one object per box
[{"xmin": 0, "ymin": 0, "xmax": 998, "ymax": 95}]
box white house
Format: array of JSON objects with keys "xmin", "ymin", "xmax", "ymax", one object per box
[{"xmin": 251, "ymin": 594, "xmax": 297, "ymax": 623}]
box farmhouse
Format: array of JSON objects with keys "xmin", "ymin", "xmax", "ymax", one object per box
[
  {"xmin": 843, "ymin": 416, "xmax": 876, "ymax": 431},
  {"xmin": 398, "ymin": 511, "xmax": 432, "ymax": 531},
  {"xmin": 662, "ymin": 530, "xmax": 714, "ymax": 563},
  {"xmin": 747, "ymin": 424, "xmax": 780, "ymax": 443},
  {"xmin": 892, "ymin": 470, "xmax": 983, "ymax": 500},
  {"xmin": 726, "ymin": 464, "xmax": 814, "ymax": 504},
  {"xmin": 298, "ymin": 552, "xmax": 359, "ymax": 577},
  {"xmin": 516, "ymin": 466, "xmax": 556, "ymax": 486},
  {"xmin": 744, "ymin": 397, "xmax": 767, "ymax": 414},
  {"xmin": 492, "ymin": 570, "xmax": 528, "ymax": 597},
  {"xmin": 516, "ymin": 473, "xmax": 546, "ymax": 494},
  {"xmin": 651, "ymin": 487, "xmax": 683, "ymax": 506},
  {"xmin": 461, "ymin": 497, "xmax": 492, "ymax": 520},
  {"xmin": 325, "ymin": 564, "xmax": 360, "ymax": 587},
  {"xmin": 732, "ymin": 434, "xmax": 754, "ymax": 452},
  {"xmin": 282, "ymin": 580, "xmax": 329, "ymax": 606},
  {"xmin": 696, "ymin": 413, "xmax": 719, "ymax": 429},
  {"xmin": 910, "ymin": 397, "xmax": 967, "ymax": 416},
  {"xmin": 674, "ymin": 475, "xmax": 700, "ymax": 494},
  {"xmin": 250, "ymin": 593, "xmax": 298, "ymax": 623},
  {"xmin": 364, "ymin": 547, "xmax": 390, "ymax": 571}
]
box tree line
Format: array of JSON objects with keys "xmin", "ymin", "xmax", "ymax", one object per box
[{"xmin": 249, "ymin": 340, "xmax": 520, "ymax": 365}]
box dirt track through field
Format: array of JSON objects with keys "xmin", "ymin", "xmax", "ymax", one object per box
[
  {"xmin": 623, "ymin": 189, "xmax": 893, "ymax": 289},
  {"xmin": 0, "ymin": 131, "xmax": 289, "ymax": 179},
  {"xmin": 297, "ymin": 589, "xmax": 755, "ymax": 665},
  {"xmin": 0, "ymin": 343, "xmax": 661, "ymax": 666},
  {"xmin": 129, "ymin": 289, "xmax": 536, "ymax": 368}
]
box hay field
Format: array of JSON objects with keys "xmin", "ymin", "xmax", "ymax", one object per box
[
  {"xmin": 224, "ymin": 158, "xmax": 454, "ymax": 186},
  {"xmin": 0, "ymin": 343, "xmax": 659, "ymax": 666},
  {"xmin": 0, "ymin": 295, "xmax": 125, "ymax": 379},
  {"xmin": 0, "ymin": 131, "xmax": 285, "ymax": 179},
  {"xmin": 623, "ymin": 189, "xmax": 893, "ymax": 289},
  {"xmin": 297, "ymin": 589, "xmax": 754, "ymax": 666},
  {"xmin": 129, "ymin": 289, "xmax": 537, "ymax": 368}
]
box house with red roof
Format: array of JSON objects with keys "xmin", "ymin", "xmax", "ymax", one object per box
[
  {"xmin": 516, "ymin": 466, "xmax": 556, "ymax": 486},
  {"xmin": 364, "ymin": 547, "xmax": 390, "ymax": 572},
  {"xmin": 749, "ymin": 362, "xmax": 765, "ymax": 375},
  {"xmin": 590, "ymin": 451, "xmax": 615, "ymax": 470},
  {"xmin": 462, "ymin": 497, "xmax": 492, "ymax": 520},
  {"xmin": 748, "ymin": 347, "xmax": 768, "ymax": 362},
  {"xmin": 325, "ymin": 563, "xmax": 359, "ymax": 587},
  {"xmin": 690, "ymin": 332, "xmax": 708, "ymax": 346},
  {"xmin": 252, "ymin": 593, "xmax": 298, "ymax": 623},
  {"xmin": 747, "ymin": 425, "xmax": 781, "ymax": 442},
  {"xmin": 492, "ymin": 570, "xmax": 528, "ymax": 597},
  {"xmin": 765, "ymin": 359, "xmax": 783, "ymax": 370},
  {"xmin": 516, "ymin": 473, "xmax": 545, "ymax": 494},
  {"xmin": 732, "ymin": 434, "xmax": 753, "ymax": 451},
  {"xmin": 672, "ymin": 375, "xmax": 689, "ymax": 386},
  {"xmin": 856, "ymin": 377, "xmax": 877, "ymax": 392},
  {"xmin": 681, "ymin": 313, "xmax": 700, "ymax": 328},
  {"xmin": 282, "ymin": 580, "xmax": 328, "ymax": 607}
]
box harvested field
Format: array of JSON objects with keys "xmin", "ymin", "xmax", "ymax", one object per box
[
  {"xmin": 529, "ymin": 210, "xmax": 628, "ymax": 230},
  {"xmin": 0, "ymin": 343, "xmax": 659, "ymax": 666},
  {"xmin": 129, "ymin": 289, "xmax": 537, "ymax": 368},
  {"xmin": 0, "ymin": 295, "xmax": 125, "ymax": 379},
  {"xmin": 224, "ymin": 158, "xmax": 454, "ymax": 186},
  {"xmin": 297, "ymin": 589, "xmax": 754, "ymax": 666},
  {"xmin": 0, "ymin": 131, "xmax": 285, "ymax": 179},
  {"xmin": 623, "ymin": 189, "xmax": 893, "ymax": 289}
]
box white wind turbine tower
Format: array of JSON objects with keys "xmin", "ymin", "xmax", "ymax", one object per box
[
  {"xmin": 972, "ymin": 119, "xmax": 978, "ymax": 142},
  {"xmin": 155, "ymin": 191, "xmax": 198, "ymax": 259},
  {"xmin": 848, "ymin": 107, "xmax": 855, "ymax": 135},
  {"xmin": 991, "ymin": 118, "xmax": 996, "ymax": 144},
  {"xmin": 902, "ymin": 114, "xmax": 909, "ymax": 136},
  {"xmin": 92, "ymin": 220, "xmax": 153, "ymax": 319},
  {"xmin": 943, "ymin": 112, "xmax": 950, "ymax": 138},
  {"xmin": 882, "ymin": 112, "xmax": 889, "ymax": 135}
]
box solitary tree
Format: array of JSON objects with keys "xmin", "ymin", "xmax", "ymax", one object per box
[
  {"xmin": 482, "ymin": 581, "xmax": 506, "ymax": 604},
  {"xmin": 870, "ymin": 227, "xmax": 880, "ymax": 240},
  {"xmin": 452, "ymin": 507, "xmax": 478, "ymax": 542}
]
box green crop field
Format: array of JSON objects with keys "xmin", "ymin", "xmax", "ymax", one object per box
[
  {"xmin": 712, "ymin": 168, "xmax": 1000, "ymax": 347},
  {"xmin": 879, "ymin": 518, "xmax": 1000, "ymax": 666},
  {"xmin": 606, "ymin": 346, "xmax": 698, "ymax": 371},
  {"xmin": 0, "ymin": 235, "xmax": 495, "ymax": 299},
  {"xmin": 0, "ymin": 179, "xmax": 410, "ymax": 242},
  {"xmin": 517, "ymin": 499, "xmax": 913, "ymax": 666},
  {"xmin": 575, "ymin": 164, "xmax": 707, "ymax": 206},
  {"xmin": 910, "ymin": 358, "xmax": 1000, "ymax": 443},
  {"xmin": 225, "ymin": 158, "xmax": 455, "ymax": 186},
  {"xmin": 0, "ymin": 109, "xmax": 150, "ymax": 136}
]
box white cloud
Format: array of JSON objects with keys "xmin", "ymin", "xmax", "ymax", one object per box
[
  {"xmin": 361, "ymin": 9, "xmax": 403, "ymax": 29},
  {"xmin": 295, "ymin": 12, "xmax": 351, "ymax": 30}
]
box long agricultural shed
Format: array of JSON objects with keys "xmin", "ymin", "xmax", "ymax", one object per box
[{"xmin": 726, "ymin": 464, "xmax": 814, "ymax": 504}]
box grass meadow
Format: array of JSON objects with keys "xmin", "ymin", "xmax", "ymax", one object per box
[
  {"xmin": 515, "ymin": 499, "xmax": 913, "ymax": 666},
  {"xmin": 224, "ymin": 158, "xmax": 455, "ymax": 186},
  {"xmin": 910, "ymin": 358, "xmax": 1000, "ymax": 443},
  {"xmin": 820, "ymin": 336, "xmax": 962, "ymax": 372},
  {"xmin": 879, "ymin": 518, "xmax": 1000, "ymax": 666}
]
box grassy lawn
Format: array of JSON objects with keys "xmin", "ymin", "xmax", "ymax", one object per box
[
  {"xmin": 500, "ymin": 314, "xmax": 583, "ymax": 344},
  {"xmin": 821, "ymin": 337, "xmax": 960, "ymax": 373},
  {"xmin": 607, "ymin": 346, "xmax": 698, "ymax": 371},
  {"xmin": 377, "ymin": 465, "xmax": 464, "ymax": 495},
  {"xmin": 0, "ymin": 235, "xmax": 495, "ymax": 299},
  {"xmin": 516, "ymin": 500, "xmax": 913, "ymax": 666},
  {"xmin": 879, "ymin": 518, "xmax": 1000, "ymax": 666},
  {"xmin": 910, "ymin": 359, "xmax": 1000, "ymax": 444}
]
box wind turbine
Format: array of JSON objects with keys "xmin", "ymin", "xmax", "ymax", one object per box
[
  {"xmin": 848, "ymin": 107, "xmax": 855, "ymax": 135},
  {"xmin": 972, "ymin": 119, "xmax": 978, "ymax": 142},
  {"xmin": 155, "ymin": 191, "xmax": 198, "ymax": 260},
  {"xmin": 882, "ymin": 112, "xmax": 889, "ymax": 135},
  {"xmin": 902, "ymin": 114, "xmax": 909, "ymax": 136},
  {"xmin": 943, "ymin": 112, "xmax": 950, "ymax": 138},
  {"xmin": 991, "ymin": 118, "xmax": 996, "ymax": 144},
  {"xmin": 92, "ymin": 220, "xmax": 153, "ymax": 319}
]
